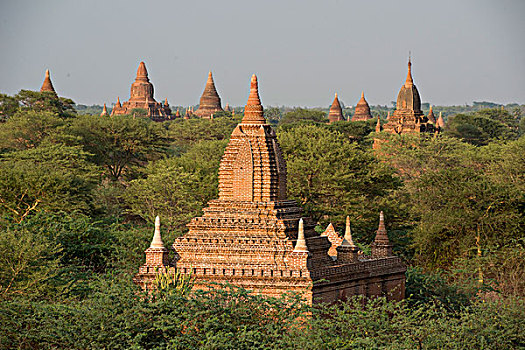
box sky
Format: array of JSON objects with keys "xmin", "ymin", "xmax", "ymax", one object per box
[{"xmin": 0, "ymin": 0, "xmax": 524, "ymax": 108}]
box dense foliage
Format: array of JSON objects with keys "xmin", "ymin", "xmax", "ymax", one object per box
[{"xmin": 0, "ymin": 90, "xmax": 523, "ymax": 348}]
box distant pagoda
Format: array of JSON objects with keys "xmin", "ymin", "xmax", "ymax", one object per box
[
  {"xmin": 382, "ymin": 59, "xmax": 435, "ymax": 135},
  {"xmin": 40, "ymin": 69, "xmax": 57, "ymax": 95},
  {"xmin": 352, "ymin": 91, "xmax": 372, "ymax": 121},
  {"xmin": 427, "ymin": 105, "xmax": 436, "ymax": 124},
  {"xmin": 110, "ymin": 62, "xmax": 171, "ymax": 121},
  {"xmin": 194, "ymin": 71, "xmax": 223, "ymax": 119},
  {"xmin": 135, "ymin": 75, "xmax": 406, "ymax": 304},
  {"xmin": 328, "ymin": 93, "xmax": 344, "ymax": 123}
]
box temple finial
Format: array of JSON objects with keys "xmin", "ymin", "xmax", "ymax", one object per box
[
  {"xmin": 40, "ymin": 69, "xmax": 56, "ymax": 93},
  {"xmin": 294, "ymin": 218, "xmax": 309, "ymax": 252},
  {"xmin": 374, "ymin": 211, "xmax": 389, "ymax": 244},
  {"xmin": 405, "ymin": 56, "xmax": 414, "ymax": 87},
  {"xmin": 242, "ymin": 74, "xmax": 266, "ymax": 124},
  {"xmin": 340, "ymin": 216, "xmax": 356, "ymax": 247},
  {"xmin": 375, "ymin": 117, "xmax": 382, "ymax": 132},
  {"xmin": 100, "ymin": 103, "xmax": 108, "ymax": 116},
  {"xmin": 149, "ymin": 216, "xmax": 165, "ymax": 249}
]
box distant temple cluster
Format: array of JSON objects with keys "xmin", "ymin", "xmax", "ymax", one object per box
[
  {"xmin": 39, "ymin": 57, "xmax": 445, "ymax": 137},
  {"xmin": 134, "ymin": 75, "xmax": 406, "ymax": 304}
]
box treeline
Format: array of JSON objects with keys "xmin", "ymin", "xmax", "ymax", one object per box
[{"xmin": 0, "ymin": 90, "xmax": 524, "ymax": 348}]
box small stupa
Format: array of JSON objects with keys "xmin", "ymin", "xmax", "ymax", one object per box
[
  {"xmin": 40, "ymin": 69, "xmax": 57, "ymax": 95},
  {"xmin": 328, "ymin": 93, "xmax": 344, "ymax": 123},
  {"xmin": 352, "ymin": 92, "xmax": 372, "ymax": 121},
  {"xmin": 194, "ymin": 71, "xmax": 224, "ymax": 119}
]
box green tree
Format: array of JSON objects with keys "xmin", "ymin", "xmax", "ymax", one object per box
[
  {"xmin": 279, "ymin": 108, "xmax": 326, "ymax": 126},
  {"xmin": 278, "ymin": 125, "xmax": 399, "ymax": 238},
  {"xmin": 15, "ymin": 90, "xmax": 75, "ymax": 118},
  {"xmin": 0, "ymin": 111, "xmax": 65, "ymax": 151},
  {"xmin": 122, "ymin": 140, "xmax": 227, "ymax": 232},
  {"xmin": 0, "ymin": 143, "xmax": 98, "ymax": 222},
  {"xmin": 66, "ymin": 114, "xmax": 167, "ymax": 181},
  {"xmin": 0, "ymin": 93, "xmax": 19, "ymax": 121}
]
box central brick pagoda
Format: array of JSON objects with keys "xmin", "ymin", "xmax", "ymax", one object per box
[
  {"xmin": 383, "ymin": 59, "xmax": 435, "ymax": 134},
  {"xmin": 136, "ymin": 75, "xmax": 406, "ymax": 304},
  {"xmin": 110, "ymin": 62, "xmax": 172, "ymax": 121}
]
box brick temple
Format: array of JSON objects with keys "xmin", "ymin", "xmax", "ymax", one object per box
[
  {"xmin": 193, "ymin": 71, "xmax": 224, "ymax": 119},
  {"xmin": 328, "ymin": 93, "xmax": 344, "ymax": 123},
  {"xmin": 110, "ymin": 62, "xmax": 172, "ymax": 121},
  {"xmin": 382, "ymin": 59, "xmax": 436, "ymax": 135},
  {"xmin": 135, "ymin": 74, "xmax": 406, "ymax": 304},
  {"xmin": 352, "ymin": 91, "xmax": 373, "ymax": 121}
]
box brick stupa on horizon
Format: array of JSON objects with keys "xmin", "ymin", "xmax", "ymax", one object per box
[
  {"xmin": 382, "ymin": 58, "xmax": 435, "ymax": 135},
  {"xmin": 110, "ymin": 62, "xmax": 172, "ymax": 121},
  {"xmin": 328, "ymin": 93, "xmax": 344, "ymax": 123},
  {"xmin": 194, "ymin": 71, "xmax": 224, "ymax": 119},
  {"xmin": 40, "ymin": 69, "xmax": 57, "ymax": 95},
  {"xmin": 352, "ymin": 92, "xmax": 373, "ymax": 121},
  {"xmin": 135, "ymin": 74, "xmax": 406, "ymax": 304}
]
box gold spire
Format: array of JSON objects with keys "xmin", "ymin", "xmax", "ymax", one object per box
[
  {"xmin": 242, "ymin": 74, "xmax": 266, "ymax": 124},
  {"xmin": 405, "ymin": 58, "xmax": 414, "ymax": 87}
]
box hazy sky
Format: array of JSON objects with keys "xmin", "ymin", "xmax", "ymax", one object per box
[{"xmin": 1, "ymin": 0, "xmax": 524, "ymax": 108}]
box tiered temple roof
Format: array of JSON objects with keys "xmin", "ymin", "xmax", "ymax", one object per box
[
  {"xmin": 352, "ymin": 92, "xmax": 373, "ymax": 121},
  {"xmin": 135, "ymin": 75, "xmax": 406, "ymax": 304},
  {"xmin": 110, "ymin": 62, "xmax": 171, "ymax": 121},
  {"xmin": 40, "ymin": 69, "xmax": 57, "ymax": 95},
  {"xmin": 328, "ymin": 93, "xmax": 344, "ymax": 123},
  {"xmin": 194, "ymin": 71, "xmax": 224, "ymax": 119},
  {"xmin": 382, "ymin": 59, "xmax": 435, "ymax": 135}
]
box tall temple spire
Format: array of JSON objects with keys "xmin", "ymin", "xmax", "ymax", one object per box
[
  {"xmin": 40, "ymin": 69, "xmax": 56, "ymax": 94},
  {"xmin": 328, "ymin": 93, "xmax": 344, "ymax": 123},
  {"xmin": 375, "ymin": 117, "xmax": 382, "ymax": 132},
  {"xmin": 241, "ymin": 74, "xmax": 266, "ymax": 124},
  {"xmin": 405, "ymin": 57, "xmax": 413, "ymax": 87},
  {"xmin": 150, "ymin": 216, "xmax": 165, "ymax": 249},
  {"xmin": 116, "ymin": 96, "xmax": 121, "ymax": 107},
  {"xmin": 293, "ymin": 218, "xmax": 309, "ymax": 252},
  {"xmin": 100, "ymin": 103, "xmax": 108, "ymax": 117},
  {"xmin": 340, "ymin": 216, "xmax": 356, "ymax": 247}
]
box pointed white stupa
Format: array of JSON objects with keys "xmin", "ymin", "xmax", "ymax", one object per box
[
  {"xmin": 293, "ymin": 218, "xmax": 309, "ymax": 252},
  {"xmin": 149, "ymin": 216, "xmax": 165, "ymax": 249},
  {"xmin": 340, "ymin": 216, "xmax": 356, "ymax": 248}
]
